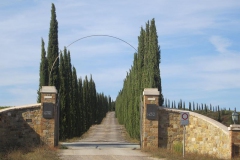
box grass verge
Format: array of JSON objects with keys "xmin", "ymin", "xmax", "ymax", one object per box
[
  {"xmin": 0, "ymin": 145, "xmax": 60, "ymax": 160},
  {"xmin": 142, "ymin": 147, "xmax": 226, "ymax": 160}
]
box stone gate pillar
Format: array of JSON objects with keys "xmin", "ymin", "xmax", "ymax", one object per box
[
  {"xmin": 142, "ymin": 88, "xmax": 160, "ymax": 149},
  {"xmin": 229, "ymin": 125, "xmax": 240, "ymax": 159},
  {"xmin": 40, "ymin": 86, "xmax": 58, "ymax": 147}
]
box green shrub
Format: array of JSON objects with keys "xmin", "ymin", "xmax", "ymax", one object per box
[{"xmin": 173, "ymin": 141, "xmax": 183, "ymax": 153}]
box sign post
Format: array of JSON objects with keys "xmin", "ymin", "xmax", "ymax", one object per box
[{"xmin": 180, "ymin": 112, "xmax": 189, "ymax": 158}]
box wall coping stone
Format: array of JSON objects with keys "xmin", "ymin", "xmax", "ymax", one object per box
[
  {"xmin": 228, "ymin": 124, "xmax": 240, "ymax": 131},
  {"xmin": 0, "ymin": 103, "xmax": 41, "ymax": 113},
  {"xmin": 40, "ymin": 86, "xmax": 57, "ymax": 94},
  {"xmin": 159, "ymin": 107, "xmax": 229, "ymax": 135},
  {"xmin": 143, "ymin": 88, "xmax": 159, "ymax": 96}
]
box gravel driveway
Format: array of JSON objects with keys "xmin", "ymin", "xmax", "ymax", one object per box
[{"xmin": 58, "ymin": 112, "xmax": 161, "ymax": 160}]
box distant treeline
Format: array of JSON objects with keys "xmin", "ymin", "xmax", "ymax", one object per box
[
  {"xmin": 164, "ymin": 98, "xmax": 235, "ymax": 123},
  {"xmin": 163, "ymin": 98, "xmax": 223, "ymax": 111},
  {"xmin": 0, "ymin": 106, "xmax": 12, "ymax": 110}
]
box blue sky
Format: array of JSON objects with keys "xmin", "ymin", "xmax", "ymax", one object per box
[{"xmin": 0, "ymin": 0, "xmax": 240, "ymax": 111}]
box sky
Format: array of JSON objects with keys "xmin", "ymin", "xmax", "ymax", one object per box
[{"xmin": 0, "ymin": 0, "xmax": 240, "ymax": 111}]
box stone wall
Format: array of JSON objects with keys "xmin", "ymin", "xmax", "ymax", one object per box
[
  {"xmin": 158, "ymin": 109, "xmax": 184, "ymax": 149},
  {"xmin": 0, "ymin": 104, "xmax": 42, "ymax": 151},
  {"xmin": 0, "ymin": 86, "xmax": 58, "ymax": 151},
  {"xmin": 158, "ymin": 107, "xmax": 231, "ymax": 159}
]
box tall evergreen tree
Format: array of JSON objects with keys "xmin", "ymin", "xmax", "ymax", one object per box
[
  {"xmin": 83, "ymin": 76, "xmax": 89, "ymax": 130},
  {"xmin": 115, "ymin": 19, "xmax": 164, "ymax": 140},
  {"xmin": 89, "ymin": 75, "xmax": 97, "ymax": 125},
  {"xmin": 189, "ymin": 102, "xmax": 192, "ymax": 111},
  {"xmin": 59, "ymin": 52, "xmax": 67, "ymax": 140},
  {"xmin": 47, "ymin": 3, "xmax": 59, "ymax": 90},
  {"xmin": 149, "ymin": 19, "xmax": 164, "ymax": 105},
  {"xmin": 72, "ymin": 66, "xmax": 79, "ymax": 137},
  {"xmin": 37, "ymin": 38, "xmax": 48, "ymax": 102},
  {"xmin": 78, "ymin": 77, "xmax": 84, "ymax": 134}
]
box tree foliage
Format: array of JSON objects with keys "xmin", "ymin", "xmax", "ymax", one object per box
[
  {"xmin": 58, "ymin": 48, "xmax": 111, "ymax": 140},
  {"xmin": 38, "ymin": 4, "xmax": 112, "ymax": 140},
  {"xmin": 47, "ymin": 3, "xmax": 59, "ymax": 90},
  {"xmin": 115, "ymin": 19, "xmax": 163, "ymax": 140},
  {"xmin": 37, "ymin": 38, "xmax": 48, "ymax": 102}
]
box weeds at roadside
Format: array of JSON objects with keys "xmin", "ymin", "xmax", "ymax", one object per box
[
  {"xmin": 0, "ymin": 145, "xmax": 60, "ymax": 160},
  {"xmin": 142, "ymin": 147, "xmax": 225, "ymax": 160},
  {"xmin": 121, "ymin": 126, "xmax": 139, "ymax": 143},
  {"xmin": 58, "ymin": 145, "xmax": 68, "ymax": 149}
]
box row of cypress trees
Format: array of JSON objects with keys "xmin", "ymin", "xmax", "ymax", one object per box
[
  {"xmin": 37, "ymin": 3, "xmax": 111, "ymax": 140},
  {"xmin": 115, "ymin": 19, "xmax": 164, "ymax": 140},
  {"xmin": 58, "ymin": 48, "xmax": 111, "ymax": 139}
]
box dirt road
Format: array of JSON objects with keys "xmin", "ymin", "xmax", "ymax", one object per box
[{"xmin": 59, "ymin": 112, "xmax": 161, "ymax": 160}]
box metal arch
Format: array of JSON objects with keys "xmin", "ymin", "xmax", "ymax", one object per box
[
  {"xmin": 66, "ymin": 35, "xmax": 138, "ymax": 52},
  {"xmin": 48, "ymin": 34, "xmax": 137, "ymax": 85}
]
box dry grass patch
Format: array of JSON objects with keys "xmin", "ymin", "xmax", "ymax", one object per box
[
  {"xmin": 0, "ymin": 145, "xmax": 60, "ymax": 160},
  {"xmin": 142, "ymin": 147, "xmax": 226, "ymax": 160},
  {"xmin": 119, "ymin": 125, "xmax": 139, "ymax": 143}
]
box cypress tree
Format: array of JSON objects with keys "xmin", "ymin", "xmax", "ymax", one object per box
[
  {"xmin": 62, "ymin": 48, "xmax": 72, "ymax": 138},
  {"xmin": 37, "ymin": 38, "xmax": 48, "ymax": 102},
  {"xmin": 189, "ymin": 102, "xmax": 192, "ymax": 111},
  {"xmin": 108, "ymin": 96, "xmax": 112, "ymax": 111},
  {"xmin": 165, "ymin": 98, "xmax": 167, "ymax": 107},
  {"xmin": 143, "ymin": 21, "xmax": 150, "ymax": 88},
  {"xmin": 83, "ymin": 76, "xmax": 89, "ymax": 130},
  {"xmin": 59, "ymin": 52, "xmax": 67, "ymax": 140},
  {"xmin": 47, "ymin": 3, "xmax": 59, "ymax": 90},
  {"xmin": 67, "ymin": 51, "xmax": 73, "ymax": 138},
  {"xmin": 149, "ymin": 19, "xmax": 164, "ymax": 105},
  {"xmin": 137, "ymin": 27, "xmax": 145, "ymax": 92},
  {"xmin": 72, "ymin": 66, "xmax": 79, "ymax": 137},
  {"xmin": 78, "ymin": 77, "xmax": 84, "ymax": 134},
  {"xmin": 89, "ymin": 75, "xmax": 97, "ymax": 125},
  {"xmin": 217, "ymin": 105, "xmax": 221, "ymax": 122}
]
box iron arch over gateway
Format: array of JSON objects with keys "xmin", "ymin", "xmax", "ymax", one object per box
[{"xmin": 49, "ymin": 34, "xmax": 137, "ymax": 85}]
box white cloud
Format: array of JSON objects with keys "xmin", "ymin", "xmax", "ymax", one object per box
[
  {"xmin": 163, "ymin": 35, "xmax": 240, "ymax": 94},
  {"xmin": 210, "ymin": 36, "xmax": 232, "ymax": 54}
]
